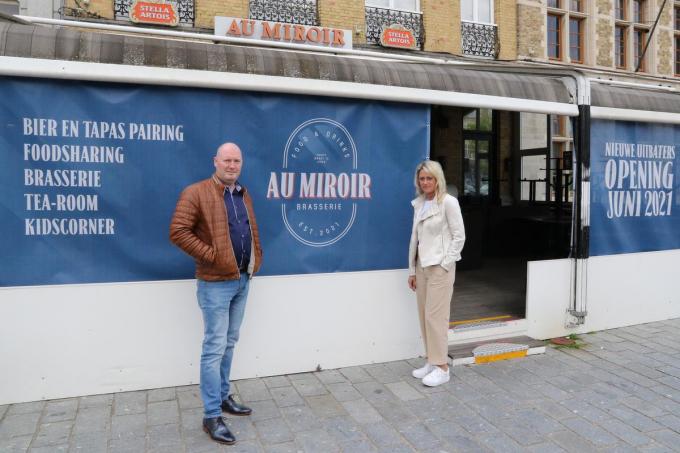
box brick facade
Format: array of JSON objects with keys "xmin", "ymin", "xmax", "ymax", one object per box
[
  {"xmin": 422, "ymin": 0, "xmax": 458, "ymax": 54},
  {"xmin": 517, "ymin": 2, "xmax": 544, "ymax": 59}
]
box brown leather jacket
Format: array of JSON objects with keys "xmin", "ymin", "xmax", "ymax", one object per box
[{"xmin": 169, "ymin": 175, "xmax": 263, "ymax": 281}]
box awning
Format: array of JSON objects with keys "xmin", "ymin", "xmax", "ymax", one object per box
[
  {"xmin": 0, "ymin": 22, "xmax": 578, "ymax": 115},
  {"xmin": 591, "ymin": 82, "xmax": 680, "ymax": 124}
]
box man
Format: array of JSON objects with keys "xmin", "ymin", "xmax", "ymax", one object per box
[{"xmin": 170, "ymin": 142, "xmax": 263, "ymax": 445}]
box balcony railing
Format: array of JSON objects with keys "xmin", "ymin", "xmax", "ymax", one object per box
[
  {"xmin": 461, "ymin": 21, "xmax": 498, "ymax": 58},
  {"xmin": 249, "ymin": 0, "xmax": 318, "ymax": 26},
  {"xmin": 114, "ymin": 0, "xmax": 195, "ymax": 25},
  {"xmin": 365, "ymin": 6, "xmax": 424, "ymax": 50}
]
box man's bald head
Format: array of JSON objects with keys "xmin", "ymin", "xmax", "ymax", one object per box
[{"xmin": 214, "ymin": 142, "xmax": 243, "ymax": 187}]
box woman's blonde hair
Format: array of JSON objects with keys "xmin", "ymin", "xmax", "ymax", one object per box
[{"xmin": 414, "ymin": 160, "xmax": 447, "ymax": 202}]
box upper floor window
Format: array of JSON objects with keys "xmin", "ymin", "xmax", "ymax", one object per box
[
  {"xmin": 675, "ymin": 3, "xmax": 680, "ymax": 76},
  {"xmin": 633, "ymin": 0, "xmax": 646, "ymax": 22},
  {"xmin": 615, "ymin": 25, "xmax": 627, "ymax": 68},
  {"xmin": 461, "ymin": 0, "xmax": 493, "ymax": 24},
  {"xmin": 615, "ymin": 0, "xmax": 650, "ymax": 71},
  {"xmin": 547, "ymin": 0, "xmax": 586, "ymax": 63},
  {"xmin": 616, "ymin": 0, "xmax": 627, "ymax": 20},
  {"xmin": 366, "ymin": 0, "xmax": 420, "ymax": 13}
]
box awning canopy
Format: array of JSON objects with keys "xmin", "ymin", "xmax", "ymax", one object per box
[
  {"xmin": 590, "ymin": 82, "xmax": 680, "ymax": 124},
  {"xmin": 0, "ymin": 22, "xmax": 578, "ymax": 115}
]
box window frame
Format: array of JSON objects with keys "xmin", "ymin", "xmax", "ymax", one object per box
[
  {"xmin": 615, "ymin": 24, "xmax": 627, "ymax": 69},
  {"xmin": 460, "ymin": 0, "xmax": 495, "ymax": 25},
  {"xmin": 675, "ymin": 3, "xmax": 680, "ymax": 76},
  {"xmin": 365, "ymin": 0, "xmax": 421, "ymax": 13},
  {"xmin": 547, "ymin": 0, "xmax": 587, "ymax": 63},
  {"xmin": 569, "ymin": 17, "xmax": 584, "ymax": 63},
  {"xmin": 548, "ymin": 13, "xmax": 563, "ymax": 60}
]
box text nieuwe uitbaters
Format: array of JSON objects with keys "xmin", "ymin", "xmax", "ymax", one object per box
[
  {"xmin": 603, "ymin": 141, "xmax": 676, "ymax": 219},
  {"xmin": 21, "ymin": 118, "xmax": 184, "ymax": 236}
]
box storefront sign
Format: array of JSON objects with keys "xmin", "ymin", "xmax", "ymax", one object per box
[
  {"xmin": 214, "ymin": 16, "xmax": 352, "ymax": 50},
  {"xmin": 0, "ymin": 77, "xmax": 427, "ymax": 286},
  {"xmin": 130, "ymin": 1, "xmax": 178, "ymax": 27},
  {"xmin": 590, "ymin": 119, "xmax": 680, "ymax": 255},
  {"xmin": 380, "ymin": 24, "xmax": 416, "ymax": 49}
]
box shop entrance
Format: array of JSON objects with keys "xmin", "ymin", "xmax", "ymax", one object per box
[{"xmin": 430, "ymin": 106, "xmax": 574, "ymax": 327}]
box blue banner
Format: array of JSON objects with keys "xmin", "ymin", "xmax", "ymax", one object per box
[
  {"xmin": 590, "ymin": 119, "xmax": 680, "ymax": 256},
  {"xmin": 0, "ymin": 77, "xmax": 429, "ymax": 286}
]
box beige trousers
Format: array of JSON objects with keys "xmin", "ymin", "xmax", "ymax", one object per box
[{"xmin": 415, "ymin": 261, "xmax": 455, "ymax": 365}]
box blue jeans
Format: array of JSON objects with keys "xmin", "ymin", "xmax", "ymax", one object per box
[{"xmin": 197, "ymin": 276, "xmax": 250, "ymax": 418}]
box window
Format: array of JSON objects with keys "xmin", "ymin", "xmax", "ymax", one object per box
[
  {"xmin": 634, "ymin": 29, "xmax": 647, "ymax": 71},
  {"xmin": 569, "ymin": 18, "xmax": 584, "ymax": 62},
  {"xmin": 461, "ymin": 0, "xmax": 493, "ymax": 23},
  {"xmin": 616, "ymin": 0, "xmax": 627, "ymax": 20},
  {"xmin": 633, "ymin": 0, "xmax": 645, "ymax": 22},
  {"xmin": 462, "ymin": 109, "xmax": 492, "ymax": 198},
  {"xmin": 547, "ymin": 0, "xmax": 586, "ymax": 63},
  {"xmin": 615, "ymin": 25, "xmax": 627, "ymax": 68},
  {"xmin": 366, "ymin": 0, "xmax": 419, "ymax": 12},
  {"xmin": 548, "ymin": 14, "xmax": 562, "ymax": 59}
]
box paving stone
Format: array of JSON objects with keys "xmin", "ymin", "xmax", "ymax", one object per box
[
  {"xmin": 342, "ymin": 399, "xmax": 383, "ymax": 424},
  {"xmin": 377, "ymin": 444, "xmax": 415, "ymax": 453},
  {"xmin": 6, "ymin": 402, "xmax": 44, "ymax": 417},
  {"xmin": 69, "ymin": 431, "xmax": 108, "ymax": 453},
  {"xmin": 42, "ymin": 400, "xmax": 78, "ymax": 424},
  {"xmin": 147, "ymin": 387, "xmax": 176, "ymax": 403},
  {"xmin": 180, "ymin": 407, "xmax": 203, "ymax": 431},
  {"xmin": 262, "ymin": 375, "xmax": 290, "ymax": 389},
  {"xmin": 72, "ymin": 406, "xmax": 110, "ymax": 435},
  {"xmin": 363, "ymin": 421, "xmax": 405, "ymax": 447},
  {"xmin": 385, "ymin": 382, "xmax": 424, "ymax": 402},
  {"xmin": 0, "ymin": 413, "xmax": 42, "ymax": 439},
  {"xmin": 606, "ymin": 405, "xmax": 664, "ymax": 432},
  {"xmin": 262, "ymin": 441, "xmax": 298, "ymax": 453},
  {"xmin": 147, "ymin": 423, "xmax": 181, "ymax": 449},
  {"xmin": 0, "ymin": 406, "xmax": 7, "ymax": 421},
  {"xmin": 254, "ymin": 417, "xmax": 294, "ymax": 445},
  {"xmin": 236, "ymin": 379, "xmax": 273, "ymax": 402},
  {"xmin": 111, "ymin": 413, "xmax": 146, "ymax": 439},
  {"xmin": 322, "ymin": 416, "xmax": 365, "ymax": 442},
  {"xmin": 289, "ymin": 375, "xmax": 327, "ymax": 397},
  {"xmin": 295, "ymin": 428, "xmax": 340, "ymax": 452},
  {"xmin": 247, "ymin": 399, "xmax": 280, "ymax": 421},
  {"xmin": 27, "ymin": 445, "xmax": 68, "ymax": 453},
  {"xmin": 371, "ymin": 401, "xmax": 418, "ymax": 424},
  {"xmin": 621, "ymin": 396, "xmax": 667, "ymax": 418},
  {"xmin": 362, "ymin": 364, "xmax": 402, "ymax": 384},
  {"xmin": 599, "ymin": 417, "xmax": 652, "ymax": 447},
  {"xmin": 526, "ymin": 442, "xmax": 568, "ymax": 453},
  {"xmin": 354, "ymin": 382, "xmax": 398, "ymax": 404},
  {"xmin": 339, "ymin": 366, "xmax": 374, "ymax": 384},
  {"xmin": 177, "ymin": 387, "xmax": 203, "ymax": 410},
  {"xmin": 148, "ymin": 400, "xmax": 179, "ymax": 426},
  {"xmin": 77, "ymin": 394, "xmax": 113, "ymax": 408},
  {"xmin": 108, "ymin": 436, "xmax": 146, "ymax": 453},
  {"xmin": 326, "ymin": 382, "xmax": 363, "ymax": 403},
  {"xmin": 315, "ymin": 370, "xmax": 347, "ymax": 385},
  {"xmin": 560, "ymin": 399, "xmax": 610, "ymax": 423},
  {"xmin": 548, "ymin": 429, "xmax": 598, "ymax": 453},
  {"xmin": 270, "ymin": 386, "xmax": 304, "ymax": 408},
  {"xmin": 393, "ymin": 419, "xmax": 440, "ymax": 450},
  {"xmin": 533, "ymin": 399, "xmax": 577, "ymax": 421},
  {"xmin": 656, "ymin": 413, "xmax": 680, "ymax": 431},
  {"xmin": 225, "ymin": 416, "xmax": 258, "ymax": 441},
  {"xmin": 279, "ymin": 405, "xmax": 323, "ymax": 432},
  {"xmin": 338, "ymin": 438, "xmax": 377, "ymax": 452},
  {"xmin": 113, "ymin": 391, "xmax": 146, "ymax": 416},
  {"xmin": 648, "ymin": 429, "xmax": 680, "ymax": 451},
  {"xmin": 32, "ymin": 420, "xmax": 73, "ymax": 447},
  {"xmin": 0, "ymin": 434, "xmax": 31, "ymax": 453},
  {"xmin": 305, "ymin": 395, "xmax": 346, "ymax": 419},
  {"xmin": 477, "ymin": 431, "xmax": 525, "ymax": 453},
  {"xmin": 560, "ymin": 417, "xmax": 618, "ymax": 447},
  {"xmin": 220, "ymin": 440, "xmax": 264, "ymax": 452},
  {"xmin": 514, "ymin": 408, "xmax": 565, "ymax": 435}
]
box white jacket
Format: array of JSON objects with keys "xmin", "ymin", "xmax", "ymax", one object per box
[{"xmin": 408, "ymin": 194, "xmax": 466, "ymax": 275}]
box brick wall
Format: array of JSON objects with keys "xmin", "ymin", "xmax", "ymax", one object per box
[
  {"xmin": 496, "ymin": 0, "xmax": 517, "ymax": 60},
  {"xmin": 517, "ymin": 2, "xmax": 544, "ymax": 59},
  {"xmin": 422, "ymin": 0, "xmax": 458, "ymax": 54},
  {"xmin": 318, "ymin": 0, "xmax": 365, "ymax": 43},
  {"xmin": 196, "ymin": 0, "xmax": 247, "ymax": 30}
]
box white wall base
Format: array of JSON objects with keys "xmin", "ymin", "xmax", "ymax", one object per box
[
  {"xmin": 526, "ymin": 250, "xmax": 680, "ymax": 339},
  {"xmin": 0, "ymin": 270, "xmax": 423, "ymax": 405}
]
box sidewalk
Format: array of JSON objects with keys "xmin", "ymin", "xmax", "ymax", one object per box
[{"xmin": 3, "ymin": 319, "xmax": 680, "ymax": 452}]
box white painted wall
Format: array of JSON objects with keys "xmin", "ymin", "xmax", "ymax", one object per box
[
  {"xmin": 527, "ymin": 250, "xmax": 680, "ymax": 339},
  {"xmin": 0, "ymin": 270, "xmax": 423, "ymax": 405}
]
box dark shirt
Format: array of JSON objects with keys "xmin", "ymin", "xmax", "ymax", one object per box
[{"xmin": 224, "ymin": 183, "xmax": 251, "ymax": 272}]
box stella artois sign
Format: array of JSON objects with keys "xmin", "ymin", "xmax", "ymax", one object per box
[
  {"xmin": 380, "ymin": 24, "xmax": 416, "ymax": 49},
  {"xmin": 130, "ymin": 1, "xmax": 178, "ymax": 27}
]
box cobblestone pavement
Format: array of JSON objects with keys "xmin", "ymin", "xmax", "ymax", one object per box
[{"xmin": 5, "ymin": 319, "xmax": 680, "ymax": 452}]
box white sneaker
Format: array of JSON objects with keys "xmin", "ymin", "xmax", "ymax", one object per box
[
  {"xmin": 422, "ymin": 366, "xmax": 450, "ymax": 387},
  {"xmin": 412, "ymin": 363, "xmax": 435, "ymax": 379}
]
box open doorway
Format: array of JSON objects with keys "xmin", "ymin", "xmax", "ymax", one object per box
[{"xmin": 430, "ymin": 106, "xmax": 574, "ymax": 326}]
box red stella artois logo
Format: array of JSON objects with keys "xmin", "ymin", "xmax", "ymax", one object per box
[
  {"xmin": 380, "ymin": 24, "xmax": 416, "ymax": 49},
  {"xmin": 130, "ymin": 1, "xmax": 178, "ymax": 27}
]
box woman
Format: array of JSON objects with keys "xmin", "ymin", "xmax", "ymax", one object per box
[{"xmin": 408, "ymin": 160, "xmax": 465, "ymax": 387}]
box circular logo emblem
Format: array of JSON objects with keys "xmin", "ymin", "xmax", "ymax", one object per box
[{"xmin": 266, "ymin": 118, "xmax": 372, "ymax": 247}]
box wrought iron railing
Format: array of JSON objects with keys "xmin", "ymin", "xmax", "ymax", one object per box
[
  {"xmin": 249, "ymin": 0, "xmax": 318, "ymax": 26},
  {"xmin": 365, "ymin": 6, "xmax": 424, "ymax": 49},
  {"xmin": 114, "ymin": 0, "xmax": 195, "ymax": 25},
  {"xmin": 461, "ymin": 21, "xmax": 498, "ymax": 58}
]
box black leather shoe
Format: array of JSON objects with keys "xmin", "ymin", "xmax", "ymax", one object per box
[
  {"xmin": 202, "ymin": 417, "xmax": 235, "ymax": 445},
  {"xmin": 221, "ymin": 395, "xmax": 252, "ymax": 416}
]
